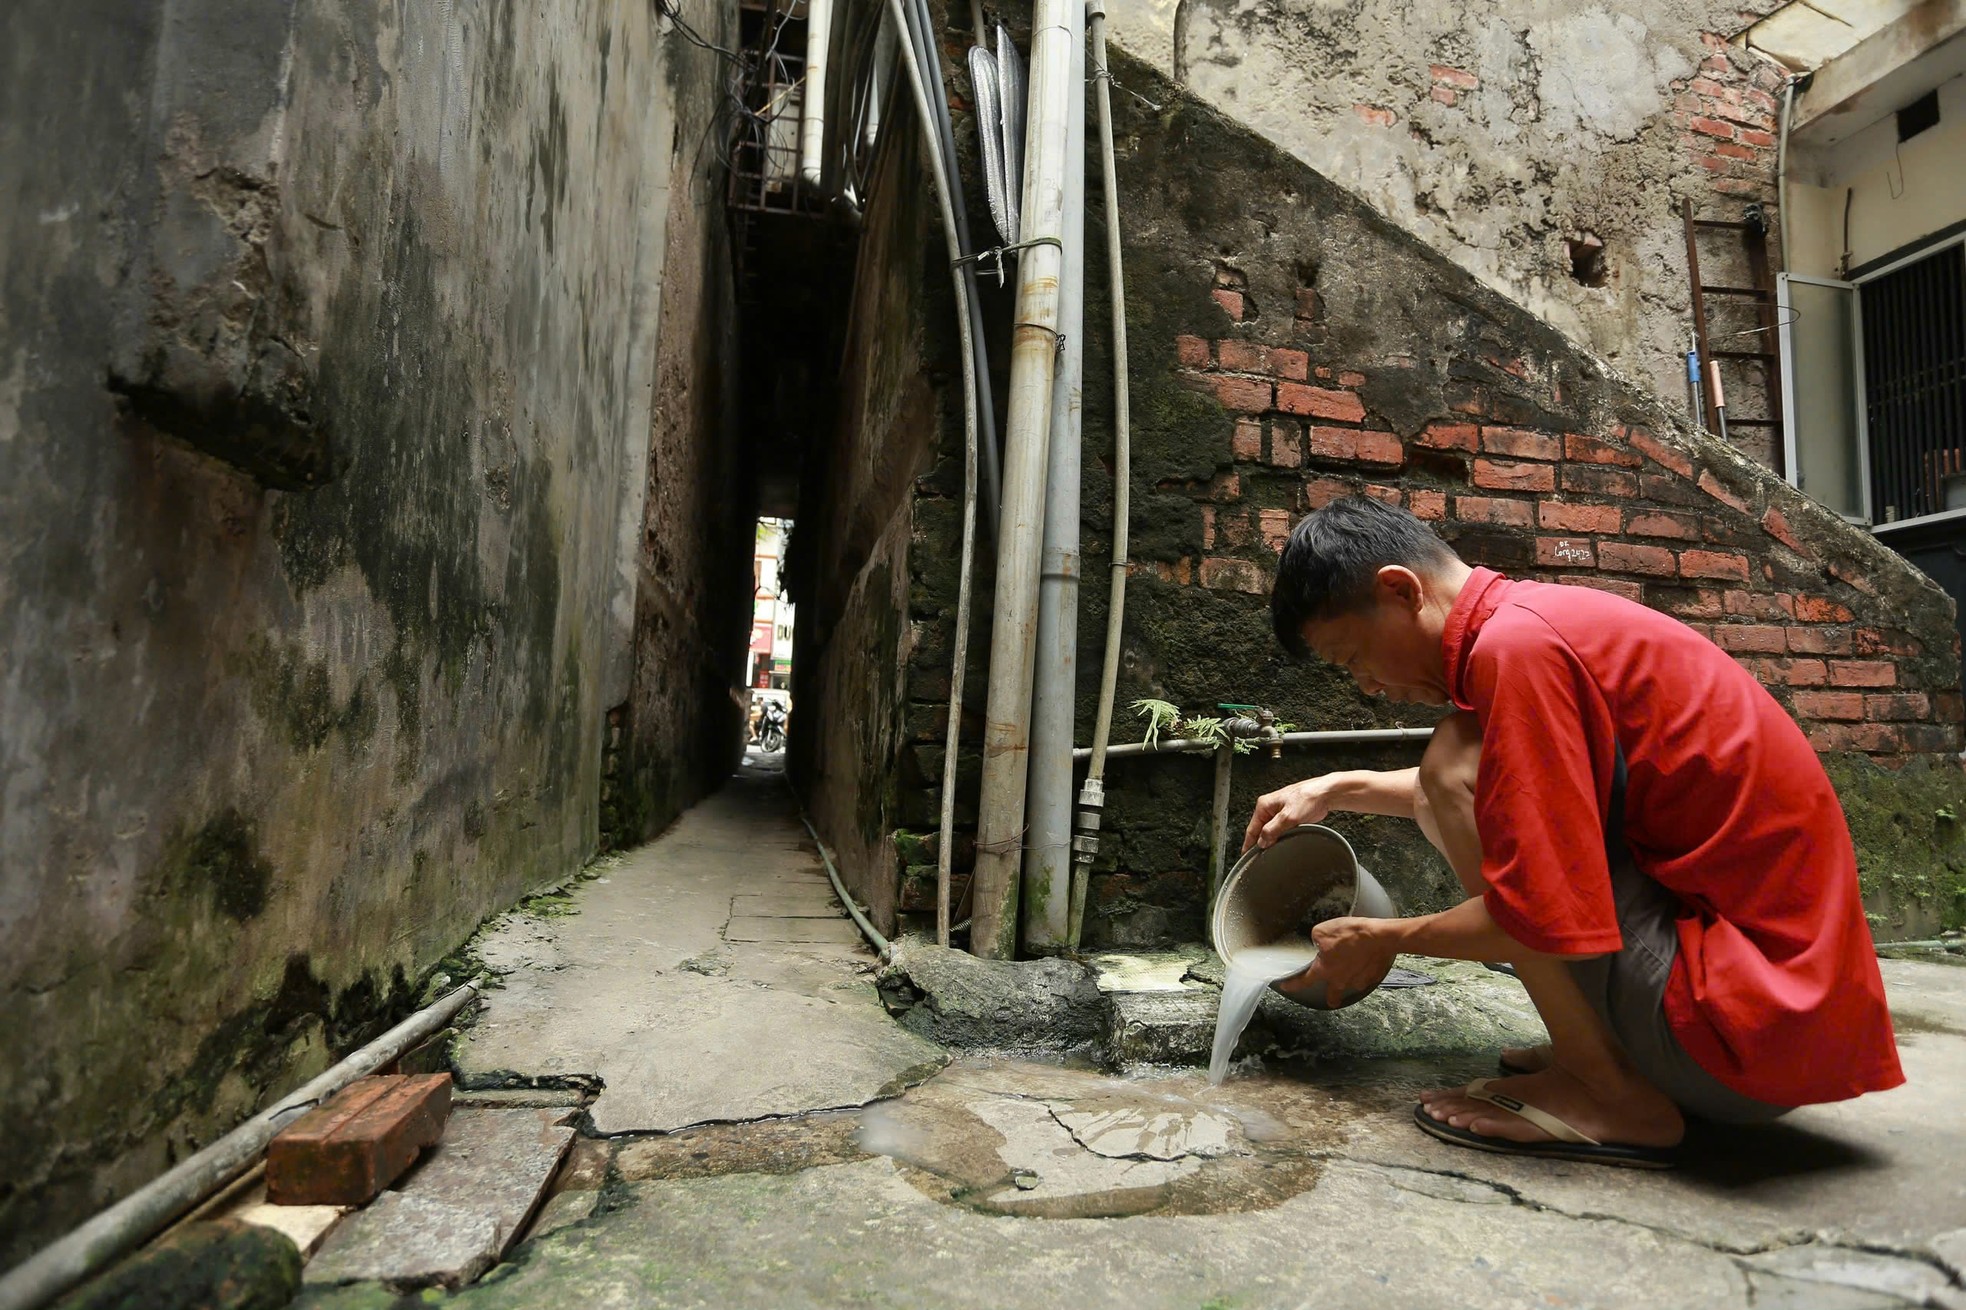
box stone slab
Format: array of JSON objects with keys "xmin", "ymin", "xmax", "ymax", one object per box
[
  {"xmin": 723, "ymin": 915, "xmax": 864, "ymax": 944},
  {"xmin": 454, "ymin": 780, "xmax": 947, "ymax": 1135},
  {"xmin": 237, "ymin": 1201, "xmax": 348, "ymax": 1259},
  {"xmin": 304, "ymin": 1108, "xmax": 575, "ymax": 1290},
  {"xmin": 731, "ymin": 890, "xmax": 845, "ymax": 916}
]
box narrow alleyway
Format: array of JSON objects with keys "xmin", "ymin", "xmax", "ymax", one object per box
[{"xmin": 283, "ymin": 764, "xmax": 1966, "ymax": 1310}]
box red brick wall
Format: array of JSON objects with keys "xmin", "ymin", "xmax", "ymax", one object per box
[
  {"xmin": 1166, "ymin": 315, "xmax": 1963, "ymax": 760},
  {"xmin": 1676, "ymin": 34, "xmax": 1784, "ymax": 203}
]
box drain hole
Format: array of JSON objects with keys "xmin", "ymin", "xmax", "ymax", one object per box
[{"xmin": 1567, "ymin": 233, "xmax": 1608, "ymax": 287}]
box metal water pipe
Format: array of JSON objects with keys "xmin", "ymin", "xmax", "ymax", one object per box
[
  {"xmin": 968, "ymin": 0, "xmax": 1075, "ymax": 957},
  {"xmin": 1021, "ymin": 0, "xmax": 1087, "ymax": 955}
]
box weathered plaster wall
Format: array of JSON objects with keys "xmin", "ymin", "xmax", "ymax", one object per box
[
  {"xmin": 0, "ymin": 0, "xmax": 738, "ymax": 1262},
  {"xmin": 792, "ymin": 128, "xmax": 954, "ymax": 931},
  {"xmin": 1105, "ymin": 0, "xmax": 1791, "ymax": 457}
]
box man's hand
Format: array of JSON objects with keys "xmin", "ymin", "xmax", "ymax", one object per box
[
  {"xmin": 1242, "ymin": 776, "xmax": 1342, "ymax": 853},
  {"xmin": 1274, "ymin": 916, "xmax": 1397, "ymax": 1009}
]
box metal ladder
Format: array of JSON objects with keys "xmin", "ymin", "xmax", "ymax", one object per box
[{"xmin": 1681, "ymin": 198, "xmax": 1785, "ymax": 475}]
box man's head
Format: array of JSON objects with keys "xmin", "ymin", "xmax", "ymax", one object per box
[{"xmin": 1270, "ymin": 496, "xmax": 1471, "ymax": 704}]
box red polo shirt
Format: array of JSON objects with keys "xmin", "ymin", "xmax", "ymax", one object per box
[{"xmin": 1444, "ymin": 567, "xmax": 1902, "ymax": 1106}]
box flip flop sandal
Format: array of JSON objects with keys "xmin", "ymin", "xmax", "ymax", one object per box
[{"xmin": 1412, "ymin": 1078, "xmax": 1678, "ymax": 1170}]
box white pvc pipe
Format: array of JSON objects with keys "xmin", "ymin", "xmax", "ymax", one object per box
[
  {"xmin": 969, "ymin": 0, "xmax": 1075, "ymax": 958},
  {"xmin": 1021, "ymin": 1, "xmax": 1087, "ymax": 956},
  {"xmin": 800, "ymin": 0, "xmax": 834, "ymax": 189},
  {"xmin": 880, "ymin": 0, "xmax": 982, "ymax": 950},
  {"xmin": 0, "ymin": 984, "xmax": 481, "ymax": 1310},
  {"xmin": 1071, "ymin": 726, "xmax": 1436, "ymax": 762}
]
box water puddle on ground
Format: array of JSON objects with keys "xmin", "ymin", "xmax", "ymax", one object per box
[{"xmin": 1208, "ymin": 945, "xmax": 1317, "ymax": 1084}]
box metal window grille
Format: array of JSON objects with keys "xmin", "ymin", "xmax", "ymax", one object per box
[{"xmin": 1862, "ymin": 242, "xmax": 1966, "ymax": 523}]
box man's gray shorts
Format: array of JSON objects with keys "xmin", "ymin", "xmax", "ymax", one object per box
[{"xmin": 1568, "ymin": 752, "xmax": 1790, "ymax": 1125}]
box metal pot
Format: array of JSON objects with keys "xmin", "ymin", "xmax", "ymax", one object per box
[{"xmin": 1209, "ymin": 824, "xmax": 1398, "ymax": 1010}]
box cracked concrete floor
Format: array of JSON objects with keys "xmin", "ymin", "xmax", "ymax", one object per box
[
  {"xmin": 342, "ymin": 765, "xmax": 1966, "ymax": 1309},
  {"xmin": 451, "ymin": 756, "xmax": 946, "ymax": 1135}
]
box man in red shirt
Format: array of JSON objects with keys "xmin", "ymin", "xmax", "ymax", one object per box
[{"xmin": 1245, "ymin": 496, "xmax": 1901, "ymax": 1168}]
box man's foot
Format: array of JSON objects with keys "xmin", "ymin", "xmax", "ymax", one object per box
[
  {"xmin": 1418, "ymin": 1066, "xmax": 1684, "ymax": 1149},
  {"xmin": 1499, "ymin": 1043, "xmax": 1552, "ymax": 1074}
]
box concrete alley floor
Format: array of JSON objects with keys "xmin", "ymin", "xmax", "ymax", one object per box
[{"xmin": 299, "ymin": 761, "xmax": 1966, "ymax": 1310}]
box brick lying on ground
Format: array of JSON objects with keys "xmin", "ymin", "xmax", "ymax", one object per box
[{"xmin": 265, "ymin": 1073, "xmax": 452, "ymax": 1207}]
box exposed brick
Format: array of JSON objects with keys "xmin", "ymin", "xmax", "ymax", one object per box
[
  {"xmin": 1689, "ymin": 115, "xmax": 1736, "ymax": 140},
  {"xmin": 1472, "ymin": 458, "xmax": 1556, "ymax": 492},
  {"xmin": 1793, "ymin": 595, "xmax": 1853, "ymax": 624},
  {"xmin": 1270, "ymin": 347, "xmax": 1310, "ymax": 381},
  {"xmin": 1176, "ymin": 334, "xmax": 1210, "ymax": 368},
  {"xmin": 1697, "ymin": 470, "xmax": 1751, "ymax": 514},
  {"xmin": 1787, "ymin": 628, "xmax": 1854, "ymax": 656},
  {"xmin": 1737, "ymin": 127, "xmax": 1776, "ymax": 148},
  {"xmin": 1307, "ymin": 425, "xmax": 1356, "ymax": 460},
  {"xmin": 1232, "ymin": 417, "xmax": 1263, "ymax": 462},
  {"xmin": 1430, "ymin": 64, "xmax": 1479, "ymax": 89},
  {"xmin": 1417, "ymin": 421, "xmax": 1478, "ymax": 452},
  {"xmin": 1338, "ymin": 370, "xmax": 1368, "ymax": 387},
  {"xmin": 1722, "ymin": 590, "xmax": 1794, "ymax": 620},
  {"xmin": 1741, "ymin": 656, "xmax": 1828, "ymax": 686},
  {"xmin": 1200, "ymin": 504, "xmax": 1216, "ymax": 549},
  {"xmin": 1217, "ymin": 339, "xmax": 1268, "ymax": 372},
  {"xmin": 1278, "ymin": 383, "xmax": 1366, "ymax": 423},
  {"xmin": 1598, "ymin": 542, "xmax": 1677, "ymax": 577},
  {"xmin": 1302, "ymin": 477, "xmax": 1352, "ymax": 509},
  {"xmin": 1828, "ymin": 660, "xmax": 1897, "ymax": 688},
  {"xmin": 1353, "ymin": 104, "xmax": 1397, "ymax": 127},
  {"xmin": 1153, "ymin": 558, "xmax": 1194, "ymax": 585},
  {"xmin": 1665, "ymin": 588, "xmax": 1724, "ymax": 620},
  {"xmin": 1266, "ymin": 420, "xmax": 1302, "ymax": 468},
  {"xmin": 1678, "ymin": 549, "xmax": 1749, "ymax": 583},
  {"xmin": 1866, "ymin": 692, "xmax": 1930, "ymax": 721},
  {"xmin": 1792, "ymin": 691, "xmax": 1865, "ymax": 721},
  {"xmin": 1937, "ymin": 692, "xmax": 1966, "ymax": 723},
  {"xmin": 1409, "ymin": 489, "xmax": 1446, "ymax": 520},
  {"xmin": 1200, "ymin": 556, "xmax": 1268, "ymax": 594},
  {"xmin": 1217, "ymin": 511, "xmax": 1253, "ymax": 548},
  {"xmin": 1211, "ymin": 375, "xmax": 1273, "ymax": 413},
  {"xmin": 1356, "ymin": 430, "xmax": 1405, "ymax": 466},
  {"xmin": 1363, "ymin": 483, "xmax": 1402, "ymax": 505},
  {"xmin": 1257, "ymin": 508, "xmax": 1293, "ymax": 552},
  {"xmin": 1625, "ymin": 511, "xmax": 1699, "ymax": 540},
  {"xmin": 1480, "ymin": 426, "xmax": 1561, "ymax": 460},
  {"xmin": 1563, "ymin": 465, "xmax": 1639, "ymax": 496},
  {"xmin": 1539, "ymin": 501, "xmax": 1621, "ymax": 534},
  {"xmin": 1804, "ymin": 723, "xmax": 1944, "ymax": 753},
  {"xmin": 1714, "ymin": 624, "xmax": 1787, "ymax": 654},
  {"xmin": 1211, "ymin": 288, "xmax": 1245, "ymax": 319},
  {"xmin": 1537, "ymin": 536, "xmax": 1595, "ymax": 567},
  {"xmin": 1564, "ymin": 433, "xmax": 1644, "ymax": 467},
  {"xmin": 1431, "ymin": 85, "xmax": 1458, "ymax": 106},
  {"xmin": 1627, "ymin": 429, "xmax": 1695, "ymax": 477},
  {"xmin": 1295, "ymin": 287, "xmax": 1321, "ymax": 320},
  {"xmin": 1712, "ymin": 141, "xmax": 1758, "ymax": 161},
  {"xmin": 1559, "ymin": 575, "xmax": 1645, "ymax": 601},
  {"xmin": 1855, "ymin": 627, "xmax": 1922, "ymax": 657},
  {"xmin": 1454, "ymin": 496, "xmax": 1533, "ymax": 527},
  {"xmin": 1208, "ymin": 471, "xmax": 1241, "ymax": 502}
]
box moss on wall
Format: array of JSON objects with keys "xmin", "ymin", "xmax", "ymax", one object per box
[{"xmin": 1826, "ymin": 754, "xmax": 1966, "ymax": 939}]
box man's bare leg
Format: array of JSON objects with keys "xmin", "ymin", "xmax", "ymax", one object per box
[{"xmin": 1411, "ymin": 714, "xmax": 1683, "ymax": 1147}]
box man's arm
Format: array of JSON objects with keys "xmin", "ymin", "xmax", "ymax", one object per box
[
  {"xmin": 1242, "ymin": 768, "xmax": 1419, "ymax": 852},
  {"xmin": 1280, "ymin": 899, "xmax": 1606, "ymax": 1007}
]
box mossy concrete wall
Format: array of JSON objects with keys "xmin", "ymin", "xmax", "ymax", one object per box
[
  {"xmin": 886, "ymin": 45, "xmax": 1963, "ymax": 950},
  {"xmin": 0, "ymin": 0, "xmax": 744, "ymax": 1263}
]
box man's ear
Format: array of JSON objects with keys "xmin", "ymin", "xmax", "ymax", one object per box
[{"xmin": 1375, "ymin": 565, "xmax": 1425, "ymax": 614}]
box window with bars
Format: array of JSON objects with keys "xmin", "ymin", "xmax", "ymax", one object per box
[{"xmin": 1862, "ymin": 242, "xmax": 1966, "ymax": 524}]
